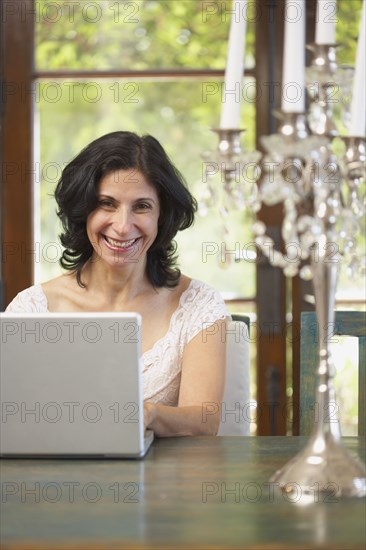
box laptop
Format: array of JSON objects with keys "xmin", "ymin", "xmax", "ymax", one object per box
[{"xmin": 0, "ymin": 312, "xmax": 154, "ymax": 458}]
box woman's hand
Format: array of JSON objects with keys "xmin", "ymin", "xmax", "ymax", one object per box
[{"xmin": 143, "ymin": 401, "xmax": 156, "ymax": 431}]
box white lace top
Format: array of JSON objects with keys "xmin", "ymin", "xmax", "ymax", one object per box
[{"xmin": 6, "ymin": 280, "xmax": 228, "ymax": 406}]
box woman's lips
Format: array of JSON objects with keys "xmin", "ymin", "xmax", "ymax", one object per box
[{"xmin": 103, "ymin": 235, "xmax": 141, "ymax": 251}]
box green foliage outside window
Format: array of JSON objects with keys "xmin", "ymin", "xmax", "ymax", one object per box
[
  {"xmin": 35, "ymin": 0, "xmax": 256, "ymax": 296},
  {"xmin": 35, "ymin": 0, "xmax": 255, "ymax": 70}
]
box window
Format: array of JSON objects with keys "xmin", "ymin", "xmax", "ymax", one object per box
[{"xmin": 34, "ymin": 0, "xmax": 257, "ymax": 301}]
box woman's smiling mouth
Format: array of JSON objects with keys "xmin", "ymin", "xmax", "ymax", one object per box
[{"xmin": 103, "ymin": 235, "xmax": 141, "ymax": 251}]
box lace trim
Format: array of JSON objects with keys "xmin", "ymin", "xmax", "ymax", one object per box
[
  {"xmin": 142, "ymin": 279, "xmax": 227, "ymax": 362},
  {"xmin": 6, "ymin": 284, "xmax": 48, "ymax": 313}
]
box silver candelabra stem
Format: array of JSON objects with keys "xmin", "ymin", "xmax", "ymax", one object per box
[
  {"xmin": 259, "ymin": 98, "xmax": 365, "ymax": 497},
  {"xmin": 270, "ymin": 197, "xmax": 365, "ymax": 497}
]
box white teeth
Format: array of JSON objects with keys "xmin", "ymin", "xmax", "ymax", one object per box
[{"xmin": 105, "ymin": 236, "xmax": 137, "ymax": 248}]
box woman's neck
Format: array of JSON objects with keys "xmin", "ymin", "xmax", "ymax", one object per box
[{"xmin": 80, "ymin": 257, "xmax": 153, "ymax": 308}]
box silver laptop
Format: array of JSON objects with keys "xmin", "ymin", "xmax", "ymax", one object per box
[{"xmin": 0, "ymin": 312, "xmax": 154, "ymax": 458}]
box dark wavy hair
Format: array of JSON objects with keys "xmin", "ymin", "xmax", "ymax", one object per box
[{"xmin": 54, "ymin": 131, "xmax": 197, "ymax": 288}]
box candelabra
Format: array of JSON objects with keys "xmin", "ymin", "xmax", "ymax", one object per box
[
  {"xmin": 257, "ymin": 44, "xmax": 365, "ymax": 499},
  {"xmin": 202, "ymin": 41, "xmax": 365, "ymax": 498}
]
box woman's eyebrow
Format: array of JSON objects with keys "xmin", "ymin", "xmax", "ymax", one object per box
[
  {"xmin": 98, "ymin": 194, "xmax": 157, "ymax": 204},
  {"xmin": 135, "ymin": 197, "xmax": 156, "ymax": 203},
  {"xmin": 98, "ymin": 193, "xmax": 116, "ymax": 199}
]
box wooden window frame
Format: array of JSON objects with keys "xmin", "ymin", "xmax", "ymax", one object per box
[{"xmin": 1, "ymin": 0, "xmax": 34, "ymax": 310}]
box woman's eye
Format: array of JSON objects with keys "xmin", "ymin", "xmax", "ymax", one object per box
[
  {"xmin": 98, "ymin": 199, "xmax": 114, "ymax": 208},
  {"xmin": 136, "ymin": 202, "xmax": 152, "ymax": 210}
]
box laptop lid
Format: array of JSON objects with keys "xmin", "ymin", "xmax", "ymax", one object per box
[{"xmin": 0, "ymin": 312, "xmax": 153, "ymax": 458}]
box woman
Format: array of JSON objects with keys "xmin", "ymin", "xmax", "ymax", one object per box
[{"xmin": 6, "ymin": 131, "xmax": 229, "ymax": 437}]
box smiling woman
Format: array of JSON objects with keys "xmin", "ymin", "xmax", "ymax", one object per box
[
  {"xmin": 53, "ymin": 131, "xmax": 195, "ymax": 288},
  {"xmin": 68, "ymin": 170, "xmax": 160, "ymax": 278},
  {"xmin": 6, "ymin": 131, "xmax": 230, "ymax": 438}
]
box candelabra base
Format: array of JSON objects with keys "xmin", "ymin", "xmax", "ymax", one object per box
[{"xmin": 270, "ymin": 432, "xmax": 366, "ymax": 499}]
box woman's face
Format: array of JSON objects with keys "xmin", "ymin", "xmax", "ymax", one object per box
[{"xmin": 86, "ymin": 169, "xmax": 160, "ymax": 270}]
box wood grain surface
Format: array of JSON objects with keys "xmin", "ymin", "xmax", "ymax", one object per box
[{"xmin": 1, "ymin": 436, "xmax": 365, "ymax": 550}]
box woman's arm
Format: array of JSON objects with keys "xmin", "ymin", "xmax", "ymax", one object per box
[{"xmin": 144, "ymin": 318, "xmax": 227, "ymax": 437}]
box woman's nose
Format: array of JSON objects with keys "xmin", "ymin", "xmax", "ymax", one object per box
[{"xmin": 112, "ymin": 208, "xmax": 133, "ymax": 234}]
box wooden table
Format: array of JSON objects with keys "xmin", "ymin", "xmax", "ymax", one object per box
[{"xmin": 1, "ymin": 437, "xmax": 365, "ymax": 549}]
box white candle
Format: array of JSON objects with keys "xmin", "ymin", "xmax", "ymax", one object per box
[
  {"xmin": 315, "ymin": 0, "xmax": 337, "ymax": 44},
  {"xmin": 349, "ymin": 0, "xmax": 366, "ymax": 137},
  {"xmin": 220, "ymin": 0, "xmax": 247, "ymax": 129},
  {"xmin": 282, "ymin": 0, "xmax": 306, "ymax": 112}
]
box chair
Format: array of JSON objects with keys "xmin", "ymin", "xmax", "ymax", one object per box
[
  {"xmin": 218, "ymin": 315, "xmax": 251, "ymax": 436},
  {"xmin": 300, "ymin": 311, "xmax": 366, "ymax": 436}
]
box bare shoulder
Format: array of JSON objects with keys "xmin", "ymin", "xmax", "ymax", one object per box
[
  {"xmin": 41, "ymin": 274, "xmax": 78, "ymax": 310},
  {"xmin": 149, "ymin": 274, "xmax": 192, "ymax": 317},
  {"xmin": 176, "ymin": 274, "xmax": 192, "ymax": 296},
  {"xmin": 165, "ymin": 274, "xmax": 192, "ymax": 305}
]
